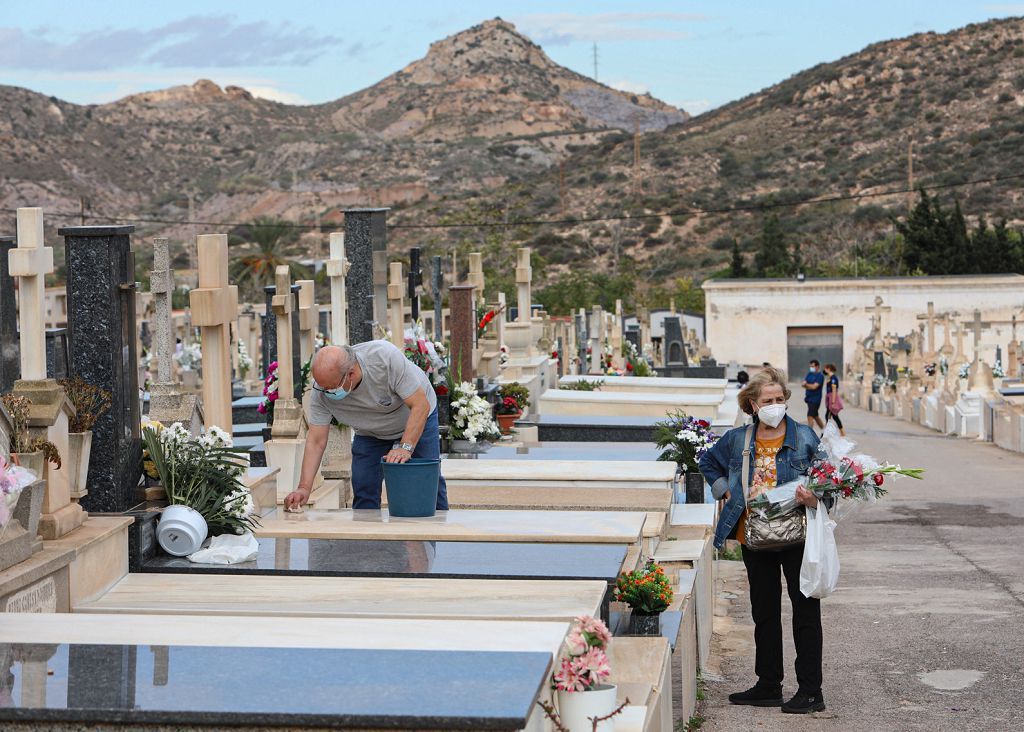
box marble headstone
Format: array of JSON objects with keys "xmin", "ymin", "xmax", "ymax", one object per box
[{"xmin": 60, "ymin": 225, "xmax": 142, "ymax": 513}]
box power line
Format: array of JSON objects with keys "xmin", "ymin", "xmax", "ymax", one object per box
[{"xmin": 2, "ymin": 170, "xmax": 1022, "ymax": 233}]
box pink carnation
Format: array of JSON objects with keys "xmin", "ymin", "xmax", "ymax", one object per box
[
  {"xmin": 552, "ymin": 657, "xmax": 587, "ymax": 693},
  {"xmin": 565, "ymin": 630, "xmax": 587, "ymax": 656},
  {"xmin": 575, "ymin": 615, "xmax": 611, "ymax": 648},
  {"xmin": 576, "ymin": 648, "xmax": 611, "ymax": 685},
  {"xmin": 257, "ymin": 403, "xmax": 267, "ymax": 415}
]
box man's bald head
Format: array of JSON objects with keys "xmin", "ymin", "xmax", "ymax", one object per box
[{"xmin": 311, "ymin": 345, "xmax": 356, "ymax": 389}]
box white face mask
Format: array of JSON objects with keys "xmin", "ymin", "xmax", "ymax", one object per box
[{"xmin": 757, "ymin": 403, "xmax": 787, "ymax": 428}]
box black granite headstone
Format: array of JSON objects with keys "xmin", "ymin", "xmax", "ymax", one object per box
[
  {"xmin": 261, "ymin": 285, "xmax": 276, "ymax": 380},
  {"xmin": 318, "ymin": 310, "xmax": 329, "ymax": 341},
  {"xmin": 45, "ymin": 328, "xmax": 70, "ymax": 380},
  {"xmin": 431, "ymin": 255, "xmax": 443, "ymax": 342},
  {"xmin": 873, "ymin": 351, "xmax": 886, "ymax": 377},
  {"xmin": 625, "ymin": 327, "xmax": 640, "ymax": 351},
  {"xmin": 60, "ymin": 224, "xmax": 142, "ymax": 513},
  {"xmin": 290, "ymin": 284, "xmax": 301, "ymax": 399},
  {"xmin": 344, "ymin": 208, "xmax": 389, "ymax": 345},
  {"xmin": 408, "ymin": 247, "xmax": 422, "ymax": 322},
  {"xmin": 0, "ymin": 236, "xmax": 18, "ymax": 393},
  {"xmin": 663, "ymin": 316, "xmax": 688, "ymax": 366}
]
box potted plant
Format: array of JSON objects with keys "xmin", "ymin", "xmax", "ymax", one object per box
[
  {"xmin": 654, "ymin": 409, "xmax": 719, "ymax": 504},
  {"xmin": 0, "ymin": 394, "xmax": 61, "ymax": 478},
  {"xmin": 495, "ymin": 382, "xmax": 530, "ymax": 434},
  {"xmin": 614, "ymin": 560, "xmax": 673, "ymax": 635},
  {"xmin": 449, "ymin": 381, "xmax": 501, "ymax": 453},
  {"xmin": 142, "ymin": 424, "xmax": 258, "ymax": 557},
  {"xmin": 550, "ymin": 616, "xmax": 619, "ymax": 732},
  {"xmin": 58, "ymin": 376, "xmax": 112, "ymax": 500}
]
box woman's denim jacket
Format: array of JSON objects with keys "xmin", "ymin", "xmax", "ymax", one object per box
[{"xmin": 699, "ymin": 415, "xmax": 821, "ymax": 549}]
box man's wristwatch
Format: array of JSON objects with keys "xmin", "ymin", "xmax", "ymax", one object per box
[{"xmin": 397, "ymin": 442, "xmax": 414, "ymax": 452}]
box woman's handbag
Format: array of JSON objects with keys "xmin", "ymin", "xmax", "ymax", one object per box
[
  {"xmin": 827, "ymin": 384, "xmax": 844, "ymax": 414},
  {"xmin": 741, "ymin": 425, "xmax": 807, "ymax": 551}
]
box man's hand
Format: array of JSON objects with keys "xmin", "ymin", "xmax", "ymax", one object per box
[
  {"xmin": 384, "ymin": 447, "xmax": 412, "ymax": 464},
  {"xmin": 795, "ymin": 485, "xmax": 819, "ymax": 508},
  {"xmin": 284, "ymin": 487, "xmax": 311, "ymax": 511}
]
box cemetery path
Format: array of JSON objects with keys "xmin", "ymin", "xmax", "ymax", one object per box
[{"xmin": 699, "ymin": 400, "xmax": 1024, "ymax": 732}]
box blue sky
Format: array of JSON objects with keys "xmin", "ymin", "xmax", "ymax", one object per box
[{"xmin": 1, "ymin": 1, "xmax": 1021, "ymax": 115}]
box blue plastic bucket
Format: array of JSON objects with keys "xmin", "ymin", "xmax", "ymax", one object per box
[{"xmin": 381, "ymin": 458, "xmax": 441, "ymax": 517}]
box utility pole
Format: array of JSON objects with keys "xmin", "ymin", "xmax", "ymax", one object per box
[
  {"xmin": 593, "ymin": 43, "xmax": 599, "ymax": 82},
  {"xmin": 907, "ymin": 137, "xmax": 915, "ymax": 211},
  {"xmin": 559, "ymin": 158, "xmax": 566, "ymax": 218},
  {"xmin": 633, "ymin": 114, "xmax": 641, "ymax": 201},
  {"xmin": 187, "ymin": 192, "xmax": 197, "ymax": 288},
  {"xmin": 79, "ymin": 197, "xmax": 87, "ymax": 225}
]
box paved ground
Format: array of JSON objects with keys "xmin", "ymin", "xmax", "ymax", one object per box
[{"xmin": 699, "ymin": 399, "xmax": 1024, "ymax": 732}]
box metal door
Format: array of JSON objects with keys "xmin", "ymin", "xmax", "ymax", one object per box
[{"xmin": 787, "ymin": 327, "xmax": 843, "ymax": 382}]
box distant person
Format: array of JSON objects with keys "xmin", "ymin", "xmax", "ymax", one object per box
[
  {"xmin": 801, "ymin": 359, "xmax": 825, "ymax": 432},
  {"xmin": 737, "ymin": 370, "xmax": 750, "ymax": 386},
  {"xmin": 823, "ymin": 363, "xmax": 845, "ymax": 436}
]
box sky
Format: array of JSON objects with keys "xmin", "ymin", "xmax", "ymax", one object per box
[{"xmin": 1, "ymin": 1, "xmax": 1022, "ymax": 115}]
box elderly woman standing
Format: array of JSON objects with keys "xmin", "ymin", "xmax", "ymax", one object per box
[{"xmin": 699, "ymin": 367, "xmax": 826, "ymax": 714}]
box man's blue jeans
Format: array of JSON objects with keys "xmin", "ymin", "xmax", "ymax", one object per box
[{"xmin": 350, "ymin": 408, "xmax": 448, "ymax": 510}]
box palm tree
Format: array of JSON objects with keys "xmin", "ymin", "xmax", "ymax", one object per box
[{"xmin": 229, "ymin": 217, "xmax": 310, "ymax": 300}]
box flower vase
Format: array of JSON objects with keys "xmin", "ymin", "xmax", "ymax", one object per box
[
  {"xmin": 157, "ymin": 505, "xmax": 208, "ymax": 556},
  {"xmin": 556, "ymin": 684, "xmax": 618, "ymax": 732},
  {"xmin": 627, "ymin": 610, "xmax": 661, "ymax": 636},
  {"xmin": 66, "ymin": 431, "xmax": 93, "ymax": 501},
  {"xmin": 12, "ymin": 451, "xmax": 44, "ymax": 478},
  {"xmin": 496, "ymin": 411, "xmax": 522, "ymax": 435},
  {"xmin": 450, "ymin": 439, "xmax": 491, "ymax": 454},
  {"xmin": 684, "ymin": 471, "xmax": 706, "ymax": 504}
]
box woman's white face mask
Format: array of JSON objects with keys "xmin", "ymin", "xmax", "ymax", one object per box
[{"xmin": 757, "ymin": 403, "xmax": 787, "ymax": 428}]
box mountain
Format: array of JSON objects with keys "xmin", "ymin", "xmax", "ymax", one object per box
[
  {"xmin": 437, "ymin": 16, "xmax": 1024, "ymax": 286},
  {"xmin": 0, "ymin": 18, "xmax": 686, "ymax": 251}
]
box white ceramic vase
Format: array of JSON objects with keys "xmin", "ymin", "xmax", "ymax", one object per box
[
  {"xmin": 556, "ymin": 684, "xmax": 618, "ymax": 732},
  {"xmin": 67, "ymin": 431, "xmax": 93, "ymax": 501},
  {"xmin": 157, "ymin": 505, "xmax": 208, "ymax": 556}
]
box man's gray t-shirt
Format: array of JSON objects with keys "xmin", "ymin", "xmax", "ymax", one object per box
[{"xmin": 308, "ymin": 340, "xmax": 437, "ymax": 440}]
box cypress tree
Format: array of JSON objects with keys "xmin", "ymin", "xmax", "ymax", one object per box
[
  {"xmin": 729, "ymin": 238, "xmax": 748, "ymax": 277},
  {"xmin": 754, "ymin": 213, "xmax": 789, "ymax": 277}
]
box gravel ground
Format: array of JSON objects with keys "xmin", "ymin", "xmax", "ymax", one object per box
[{"xmin": 696, "ymin": 400, "xmax": 1024, "ymax": 732}]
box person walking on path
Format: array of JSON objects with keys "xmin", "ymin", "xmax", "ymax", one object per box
[
  {"xmin": 699, "ymin": 367, "xmax": 826, "ymax": 714},
  {"xmin": 284, "ymin": 343, "xmax": 447, "ymax": 511},
  {"xmin": 823, "ymin": 363, "xmax": 845, "ymax": 436},
  {"xmin": 801, "ymin": 359, "xmax": 825, "ymax": 432}
]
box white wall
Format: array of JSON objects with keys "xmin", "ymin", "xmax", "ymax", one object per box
[{"xmin": 703, "ymin": 274, "xmax": 1024, "ymax": 370}]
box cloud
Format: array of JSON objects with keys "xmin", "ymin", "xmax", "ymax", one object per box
[
  {"xmin": 679, "ymin": 99, "xmax": 714, "ymax": 115},
  {"xmin": 0, "ymin": 15, "xmax": 343, "ymax": 71},
  {"xmin": 513, "ymin": 12, "xmax": 707, "ymax": 45},
  {"xmin": 243, "ymin": 85, "xmax": 310, "ymax": 105},
  {"xmin": 983, "ymin": 4, "xmax": 1024, "ymax": 13},
  {"xmin": 609, "ymin": 79, "xmax": 650, "ymax": 95}
]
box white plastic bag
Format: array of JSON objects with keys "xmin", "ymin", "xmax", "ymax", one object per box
[
  {"xmin": 800, "ymin": 504, "xmax": 839, "ymax": 599},
  {"xmin": 187, "ymin": 531, "xmax": 259, "ymax": 565}
]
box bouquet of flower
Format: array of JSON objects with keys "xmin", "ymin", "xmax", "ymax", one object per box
[
  {"xmin": 992, "ymin": 360, "xmax": 1005, "ymax": 378},
  {"xmin": 614, "ymin": 560, "xmax": 673, "ymax": 613},
  {"xmin": 403, "ymin": 322, "xmax": 449, "ymax": 395},
  {"xmin": 0, "ymin": 454, "xmax": 37, "ymax": 531},
  {"xmin": 477, "ymin": 304, "xmax": 505, "ymax": 340},
  {"xmin": 552, "ymin": 616, "xmax": 612, "ymax": 692},
  {"xmin": 654, "ymin": 410, "xmax": 719, "ymax": 473},
  {"xmin": 497, "ymin": 382, "xmax": 530, "ymax": 414},
  {"xmin": 749, "ymin": 423, "xmax": 923, "ymax": 524},
  {"xmin": 175, "ymin": 342, "xmax": 202, "ymax": 372},
  {"xmin": 237, "ymin": 341, "xmax": 254, "ymax": 379},
  {"xmin": 449, "ymin": 381, "xmax": 501, "ymax": 443},
  {"xmin": 958, "ymin": 363, "xmax": 970, "ymax": 380},
  {"xmin": 257, "ymin": 361, "xmax": 280, "ymax": 419}
]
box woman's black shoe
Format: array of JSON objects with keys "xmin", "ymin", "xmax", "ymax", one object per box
[
  {"xmin": 781, "ymin": 690, "xmax": 826, "ymax": 714},
  {"xmin": 728, "ymin": 684, "xmax": 784, "ymax": 706}
]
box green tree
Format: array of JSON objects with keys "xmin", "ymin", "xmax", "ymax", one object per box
[
  {"xmin": 728, "ymin": 238, "xmax": 747, "ymax": 278},
  {"xmin": 229, "ymin": 217, "xmax": 309, "ymax": 300},
  {"xmin": 754, "ymin": 213, "xmax": 790, "ymax": 277}
]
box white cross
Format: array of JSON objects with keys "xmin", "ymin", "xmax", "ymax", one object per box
[
  {"xmin": 326, "ymin": 233, "xmax": 349, "ymax": 346},
  {"xmin": 10, "ymin": 208, "xmax": 54, "ymax": 381}
]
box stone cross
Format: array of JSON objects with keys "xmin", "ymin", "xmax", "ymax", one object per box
[
  {"xmin": 189, "ymin": 234, "xmax": 238, "ymax": 432},
  {"xmin": 272, "ymin": 267, "xmax": 297, "ymax": 407},
  {"xmin": 448, "ymin": 285, "xmax": 476, "ymax": 382},
  {"xmin": 9, "ymin": 208, "xmax": 52, "ymax": 381},
  {"xmin": 296, "ymin": 280, "xmax": 317, "ymax": 364},
  {"xmin": 864, "ymin": 296, "xmax": 891, "ymax": 346},
  {"xmin": 431, "ymin": 255, "xmax": 444, "ymax": 342},
  {"xmin": 468, "ymin": 252, "xmax": 485, "ymax": 309},
  {"xmin": 611, "ymin": 300, "xmax": 625, "ymax": 369},
  {"xmin": 407, "ymin": 247, "xmax": 423, "ymax": 322},
  {"xmin": 387, "ymin": 261, "xmax": 406, "ymax": 348},
  {"xmin": 589, "ymin": 306, "xmax": 604, "ymax": 374},
  {"xmin": 962, "ymin": 309, "xmax": 992, "ymax": 366},
  {"xmin": 939, "ymin": 312, "xmax": 954, "ymax": 357},
  {"xmin": 916, "ymin": 301, "xmax": 938, "ymax": 358},
  {"xmin": 495, "ymin": 292, "xmax": 507, "ymax": 348},
  {"xmin": 515, "ymin": 248, "xmax": 532, "ymax": 324},
  {"xmin": 326, "ymin": 232, "xmax": 350, "ymax": 346},
  {"xmin": 150, "ymin": 238, "xmax": 175, "ymax": 385}
]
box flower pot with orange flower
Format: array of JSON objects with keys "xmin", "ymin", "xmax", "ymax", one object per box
[{"xmin": 615, "ymin": 560, "xmax": 673, "ymax": 636}]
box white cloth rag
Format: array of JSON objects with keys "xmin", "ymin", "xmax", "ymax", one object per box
[{"xmin": 187, "ymin": 531, "xmax": 258, "ymax": 564}]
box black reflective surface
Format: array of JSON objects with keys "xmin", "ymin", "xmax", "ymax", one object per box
[
  {"xmin": 145, "ymin": 539, "xmax": 626, "ymax": 583},
  {"xmin": 0, "ymin": 643, "xmax": 549, "ymax": 729}
]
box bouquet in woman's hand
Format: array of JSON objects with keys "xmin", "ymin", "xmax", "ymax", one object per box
[{"xmin": 748, "ymin": 423, "xmax": 923, "ymax": 524}]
